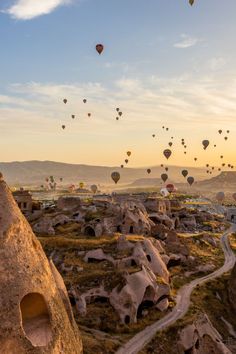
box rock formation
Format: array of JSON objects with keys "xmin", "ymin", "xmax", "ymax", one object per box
[
  {"xmin": 0, "ymin": 175, "xmax": 83, "ymax": 354},
  {"xmin": 178, "ymin": 313, "xmax": 231, "ymax": 354}
]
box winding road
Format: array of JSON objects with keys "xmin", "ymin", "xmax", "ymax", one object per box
[{"xmin": 116, "ymin": 225, "xmax": 236, "ymax": 354}]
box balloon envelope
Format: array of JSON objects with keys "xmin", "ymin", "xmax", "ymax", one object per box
[
  {"xmin": 161, "ymin": 173, "xmax": 168, "ymax": 183},
  {"xmin": 96, "ymin": 44, "xmax": 104, "ymax": 55},
  {"xmin": 111, "ymin": 172, "xmax": 120, "ymax": 184},
  {"xmin": 163, "ymin": 149, "xmax": 172, "ymax": 160},
  {"xmin": 187, "ymin": 176, "xmax": 194, "ymax": 186}
]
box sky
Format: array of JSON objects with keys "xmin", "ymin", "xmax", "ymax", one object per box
[{"xmin": 1, "ymin": 0, "xmax": 236, "ymax": 168}]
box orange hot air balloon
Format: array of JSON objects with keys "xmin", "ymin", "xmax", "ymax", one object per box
[
  {"xmin": 111, "ymin": 171, "xmax": 120, "ymax": 184},
  {"xmin": 163, "ymin": 149, "xmax": 172, "ymax": 160},
  {"xmin": 96, "ymin": 44, "xmax": 104, "ymax": 55}
]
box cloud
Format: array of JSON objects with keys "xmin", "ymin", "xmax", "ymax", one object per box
[
  {"xmin": 174, "ymin": 34, "xmax": 201, "ymax": 49},
  {"xmin": 5, "ymin": 0, "xmax": 72, "ymax": 20}
]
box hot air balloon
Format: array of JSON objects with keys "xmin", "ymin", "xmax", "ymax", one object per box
[
  {"xmin": 91, "ymin": 185, "xmax": 98, "ymax": 194},
  {"xmin": 83, "ymin": 99, "xmax": 87, "ymax": 103},
  {"xmin": 165, "ymin": 167, "xmax": 169, "ymax": 172},
  {"xmin": 163, "ymin": 149, "xmax": 172, "ymax": 160},
  {"xmin": 71, "ymin": 115, "xmax": 75, "ymax": 119},
  {"xmin": 162, "ymin": 126, "xmax": 165, "ymax": 129},
  {"xmin": 119, "ymin": 112, "xmax": 123, "ymax": 117},
  {"xmin": 184, "ymin": 152, "xmax": 187, "ymax": 154},
  {"xmin": 111, "ymin": 171, "xmax": 120, "ymax": 184},
  {"xmin": 121, "ymin": 165, "xmax": 124, "ymax": 168},
  {"xmin": 206, "ymin": 164, "xmax": 209, "ymax": 167},
  {"xmin": 161, "ymin": 164, "xmax": 164, "ymax": 167},
  {"xmin": 60, "ymin": 178, "xmax": 63, "ymax": 182},
  {"xmin": 189, "ymin": 0, "xmax": 194, "ymax": 5},
  {"xmin": 222, "ymin": 163, "xmax": 225, "ymax": 167},
  {"xmin": 171, "ymin": 137, "xmax": 174, "ymax": 139},
  {"xmin": 147, "ymin": 169, "xmax": 151, "ymax": 174},
  {"xmin": 88, "ymin": 113, "xmax": 91, "ymax": 117},
  {"xmin": 202, "ymin": 140, "xmax": 210, "ymax": 150},
  {"xmin": 125, "ymin": 159, "xmax": 129, "ymax": 164},
  {"xmin": 194, "ymin": 157, "xmax": 198, "ymax": 162},
  {"xmin": 216, "ymin": 191, "xmax": 225, "ymax": 203},
  {"xmin": 63, "ymin": 99, "xmax": 67, "ymax": 104},
  {"xmin": 187, "ymin": 176, "xmax": 194, "ymax": 186},
  {"xmin": 214, "ymin": 145, "xmax": 216, "ymax": 147},
  {"xmin": 152, "ymin": 134, "xmax": 155, "ymax": 138},
  {"xmin": 220, "ymin": 155, "xmax": 223, "ymax": 159},
  {"xmin": 227, "ymin": 130, "xmax": 230, "ymax": 133},
  {"xmin": 161, "ymin": 173, "xmax": 168, "ymax": 183},
  {"xmin": 127, "ymin": 151, "xmax": 131, "ymax": 157},
  {"xmin": 182, "ymin": 170, "xmax": 188, "ymax": 178},
  {"xmin": 62, "ymin": 125, "xmax": 66, "ymax": 130},
  {"xmin": 116, "ymin": 108, "xmax": 120, "ymax": 112},
  {"xmin": 166, "ymin": 128, "xmax": 169, "ymax": 131},
  {"xmin": 224, "ymin": 137, "xmax": 228, "ymax": 141},
  {"xmin": 169, "ymin": 142, "xmax": 173, "ymax": 147},
  {"xmin": 166, "ymin": 184, "xmax": 175, "ymax": 193},
  {"xmin": 96, "ymin": 44, "xmax": 104, "ymax": 55},
  {"xmin": 116, "ymin": 117, "xmax": 119, "ymax": 121},
  {"xmin": 218, "ymin": 130, "xmax": 222, "ymax": 134},
  {"xmin": 160, "ymin": 188, "xmax": 169, "ymax": 197},
  {"xmin": 181, "ymin": 142, "xmax": 185, "ymax": 146}
]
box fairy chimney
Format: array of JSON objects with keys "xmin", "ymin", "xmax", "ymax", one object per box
[{"xmin": 0, "ymin": 176, "xmax": 83, "ymax": 354}]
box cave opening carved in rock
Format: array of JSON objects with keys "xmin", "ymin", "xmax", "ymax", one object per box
[{"xmin": 20, "ymin": 293, "xmax": 53, "ymax": 347}]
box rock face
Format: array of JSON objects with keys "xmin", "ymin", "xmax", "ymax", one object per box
[
  {"xmin": 228, "ymin": 263, "xmax": 236, "ymax": 313},
  {"xmin": 178, "ymin": 313, "xmax": 232, "ymax": 354},
  {"xmin": 0, "ymin": 178, "xmax": 83, "ymax": 354}
]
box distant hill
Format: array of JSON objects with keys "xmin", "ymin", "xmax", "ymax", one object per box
[
  {"xmin": 195, "ymin": 171, "xmax": 236, "ymax": 190},
  {"xmin": 0, "ymin": 160, "xmax": 208, "ymax": 187}
]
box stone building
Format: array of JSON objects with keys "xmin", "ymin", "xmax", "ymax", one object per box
[
  {"xmin": 13, "ymin": 189, "xmax": 33, "ymax": 214},
  {"xmin": 0, "ymin": 174, "xmax": 83, "ymax": 354}
]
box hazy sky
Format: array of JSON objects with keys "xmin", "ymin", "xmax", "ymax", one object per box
[{"xmin": 1, "ymin": 0, "xmax": 236, "ymax": 168}]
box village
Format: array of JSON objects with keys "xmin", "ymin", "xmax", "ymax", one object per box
[{"xmin": 9, "ymin": 185, "xmax": 236, "ymax": 353}]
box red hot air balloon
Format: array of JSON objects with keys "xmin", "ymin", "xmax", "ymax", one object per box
[
  {"xmin": 166, "ymin": 184, "xmax": 175, "ymax": 193},
  {"xmin": 96, "ymin": 44, "xmax": 104, "ymax": 55}
]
